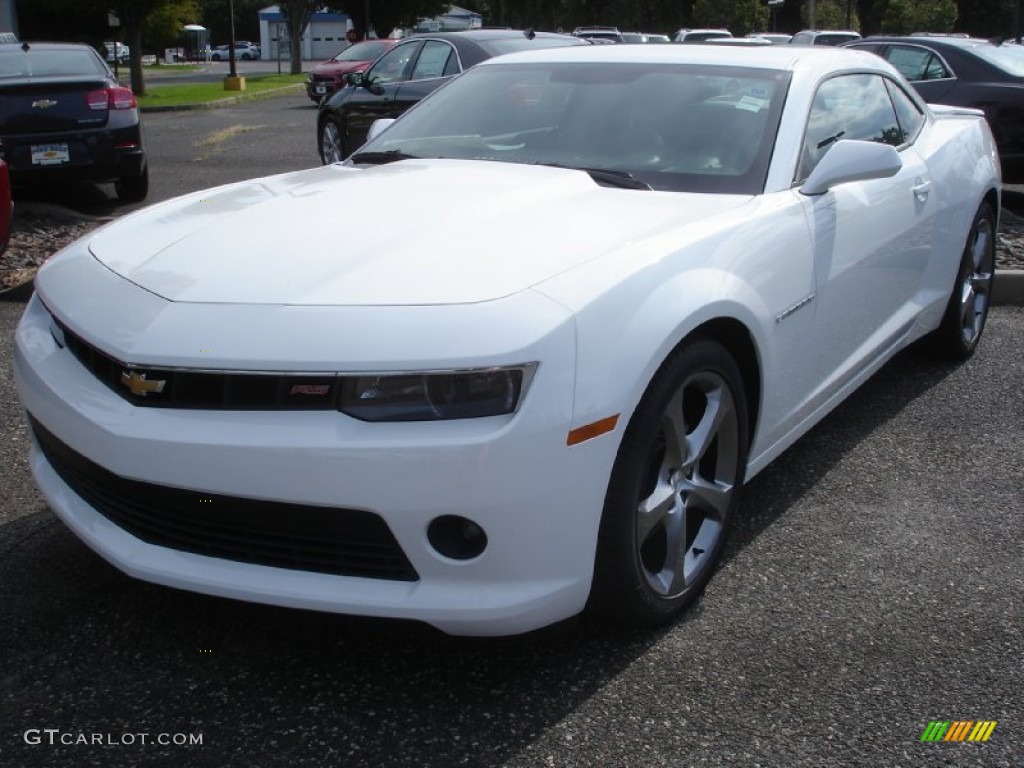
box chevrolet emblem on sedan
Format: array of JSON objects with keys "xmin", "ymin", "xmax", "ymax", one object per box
[
  {"xmin": 120, "ymin": 371, "xmax": 166, "ymax": 396},
  {"xmin": 13, "ymin": 43, "xmax": 999, "ymax": 636}
]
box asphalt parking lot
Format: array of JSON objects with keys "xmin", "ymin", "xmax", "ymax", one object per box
[{"xmin": 1, "ymin": 93, "xmax": 1022, "ymax": 767}]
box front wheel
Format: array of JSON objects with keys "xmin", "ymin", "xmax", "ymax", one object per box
[
  {"xmin": 319, "ymin": 117, "xmax": 346, "ymax": 164},
  {"xmin": 928, "ymin": 201, "xmax": 995, "ymax": 360},
  {"xmin": 587, "ymin": 338, "xmax": 749, "ymax": 627}
]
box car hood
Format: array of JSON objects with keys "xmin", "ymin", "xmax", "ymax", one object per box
[
  {"xmin": 88, "ymin": 160, "xmax": 753, "ymax": 306},
  {"xmin": 310, "ymin": 59, "xmax": 370, "ymax": 76}
]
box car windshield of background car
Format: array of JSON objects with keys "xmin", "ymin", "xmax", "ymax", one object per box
[
  {"xmin": 334, "ymin": 41, "xmax": 391, "ymax": 62},
  {"xmin": 353, "ymin": 62, "xmax": 789, "ymax": 195},
  {"xmin": 0, "ymin": 49, "xmax": 102, "ymax": 78},
  {"xmin": 965, "ymin": 42, "xmax": 1024, "ymax": 76},
  {"xmin": 479, "ymin": 36, "xmax": 591, "ymax": 56}
]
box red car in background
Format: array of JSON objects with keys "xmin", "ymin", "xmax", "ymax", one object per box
[
  {"xmin": 305, "ymin": 39, "xmax": 399, "ymax": 103},
  {"xmin": 0, "ymin": 158, "xmax": 11, "ymax": 255}
]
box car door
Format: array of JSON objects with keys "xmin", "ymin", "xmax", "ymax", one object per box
[
  {"xmin": 390, "ymin": 40, "xmax": 462, "ymax": 117},
  {"xmin": 340, "ymin": 40, "xmax": 423, "ymax": 151},
  {"xmin": 796, "ymin": 73, "xmax": 936, "ymax": 404}
]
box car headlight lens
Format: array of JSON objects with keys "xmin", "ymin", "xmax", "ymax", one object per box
[{"xmin": 339, "ymin": 364, "xmax": 536, "ymax": 421}]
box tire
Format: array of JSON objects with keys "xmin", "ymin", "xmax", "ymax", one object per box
[
  {"xmin": 115, "ymin": 166, "xmax": 149, "ymax": 203},
  {"xmin": 587, "ymin": 337, "xmax": 749, "ymax": 627},
  {"xmin": 927, "ymin": 201, "xmax": 995, "ymax": 360},
  {"xmin": 319, "ymin": 117, "xmax": 347, "ymax": 164},
  {"xmin": 211, "ymin": 53, "xmax": 221, "ymax": 62}
]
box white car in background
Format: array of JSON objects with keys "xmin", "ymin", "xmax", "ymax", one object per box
[
  {"xmin": 14, "ymin": 44, "xmax": 998, "ymax": 636},
  {"xmin": 104, "ymin": 41, "xmax": 129, "ymax": 63}
]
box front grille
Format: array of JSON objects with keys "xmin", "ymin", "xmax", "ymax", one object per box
[
  {"xmin": 51, "ymin": 312, "xmax": 339, "ymax": 410},
  {"xmin": 30, "ymin": 415, "xmax": 419, "ymax": 581}
]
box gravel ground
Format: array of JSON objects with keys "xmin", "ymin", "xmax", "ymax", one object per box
[
  {"xmin": 2, "ymin": 206, "xmax": 1023, "ymax": 292},
  {"xmin": 1, "ymin": 210, "xmax": 106, "ymax": 290}
]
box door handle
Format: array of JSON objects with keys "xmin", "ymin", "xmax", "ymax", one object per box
[{"xmin": 912, "ymin": 178, "xmax": 932, "ymax": 202}]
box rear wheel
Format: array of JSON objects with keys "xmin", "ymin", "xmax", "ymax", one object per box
[
  {"xmin": 319, "ymin": 117, "xmax": 346, "ymax": 164},
  {"xmin": 587, "ymin": 338, "xmax": 749, "ymax": 627},
  {"xmin": 928, "ymin": 201, "xmax": 995, "ymax": 360},
  {"xmin": 115, "ymin": 166, "xmax": 149, "ymax": 203}
]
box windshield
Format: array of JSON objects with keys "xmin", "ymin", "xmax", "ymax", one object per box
[
  {"xmin": 0, "ymin": 48, "xmax": 106, "ymax": 78},
  {"xmin": 967, "ymin": 41, "xmax": 1024, "ymax": 77},
  {"xmin": 352, "ymin": 61, "xmax": 789, "ymax": 194},
  {"xmin": 333, "ymin": 41, "xmax": 392, "ymax": 62}
]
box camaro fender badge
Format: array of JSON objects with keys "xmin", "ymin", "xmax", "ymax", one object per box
[
  {"xmin": 121, "ymin": 370, "xmax": 167, "ymax": 396},
  {"xmin": 31, "ymin": 99, "xmax": 58, "ymax": 109},
  {"xmin": 775, "ymin": 293, "xmax": 816, "ymax": 324}
]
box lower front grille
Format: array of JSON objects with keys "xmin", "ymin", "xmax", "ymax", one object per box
[{"xmin": 29, "ymin": 415, "xmax": 418, "ymax": 582}]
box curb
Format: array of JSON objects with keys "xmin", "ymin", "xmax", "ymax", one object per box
[
  {"xmin": 139, "ymin": 83, "xmax": 305, "ymax": 113},
  {"xmin": 993, "ymin": 268, "xmax": 1024, "ymax": 305}
]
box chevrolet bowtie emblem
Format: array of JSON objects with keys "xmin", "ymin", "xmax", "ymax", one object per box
[
  {"xmin": 31, "ymin": 99, "xmax": 58, "ymax": 109},
  {"xmin": 121, "ymin": 370, "xmax": 166, "ymax": 396}
]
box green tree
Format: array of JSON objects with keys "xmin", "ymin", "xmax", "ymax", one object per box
[
  {"xmin": 802, "ymin": 0, "xmax": 860, "ymax": 30},
  {"xmin": 279, "ymin": 0, "xmax": 323, "ymax": 74},
  {"xmin": 692, "ymin": 0, "xmax": 768, "ymax": 35},
  {"xmin": 16, "ymin": 0, "xmax": 198, "ymax": 94},
  {"xmin": 882, "ymin": 0, "xmax": 957, "ymax": 33}
]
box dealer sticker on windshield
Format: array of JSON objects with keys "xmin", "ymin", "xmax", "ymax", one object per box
[{"xmin": 31, "ymin": 144, "xmax": 70, "ymax": 165}]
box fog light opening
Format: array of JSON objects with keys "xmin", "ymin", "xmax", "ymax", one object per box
[{"xmin": 427, "ymin": 515, "xmax": 488, "ymax": 561}]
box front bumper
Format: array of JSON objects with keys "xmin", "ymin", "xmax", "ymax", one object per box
[{"xmin": 14, "ymin": 277, "xmax": 619, "ymax": 635}]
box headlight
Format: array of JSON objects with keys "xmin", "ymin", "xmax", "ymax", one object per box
[{"xmin": 338, "ymin": 364, "xmax": 536, "ymax": 422}]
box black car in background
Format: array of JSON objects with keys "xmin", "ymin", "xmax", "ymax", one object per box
[
  {"xmin": 0, "ymin": 42, "xmax": 148, "ymax": 202},
  {"xmin": 846, "ymin": 36, "xmax": 1024, "ymax": 182},
  {"xmin": 317, "ymin": 29, "xmax": 589, "ymax": 164}
]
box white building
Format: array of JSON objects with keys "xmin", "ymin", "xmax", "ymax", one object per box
[
  {"xmin": 258, "ymin": 5, "xmax": 353, "ymax": 61},
  {"xmin": 413, "ymin": 5, "xmax": 483, "ymax": 33}
]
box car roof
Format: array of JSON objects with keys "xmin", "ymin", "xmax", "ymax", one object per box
[
  {"xmin": 482, "ymin": 39, "xmax": 886, "ymax": 72},
  {"xmin": 405, "ymin": 29, "xmax": 579, "ymax": 43},
  {"xmin": 856, "ymin": 35, "xmax": 999, "ymax": 49},
  {"xmin": 0, "ymin": 41, "xmax": 98, "ymax": 52}
]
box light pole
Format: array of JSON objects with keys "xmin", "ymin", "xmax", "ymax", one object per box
[
  {"xmin": 228, "ymin": 0, "xmax": 237, "ymax": 78},
  {"xmin": 224, "ymin": 0, "xmax": 245, "ymax": 91}
]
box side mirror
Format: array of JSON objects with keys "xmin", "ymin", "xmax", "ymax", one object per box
[
  {"xmin": 366, "ymin": 118, "xmax": 396, "ymax": 143},
  {"xmin": 345, "ymin": 71, "xmax": 365, "ymax": 87},
  {"xmin": 799, "ymin": 139, "xmax": 902, "ymax": 196}
]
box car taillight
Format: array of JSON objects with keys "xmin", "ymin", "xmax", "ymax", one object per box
[{"xmin": 86, "ymin": 86, "xmax": 137, "ymax": 111}]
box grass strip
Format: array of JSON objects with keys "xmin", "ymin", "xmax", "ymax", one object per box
[{"xmin": 137, "ymin": 73, "xmax": 307, "ymax": 108}]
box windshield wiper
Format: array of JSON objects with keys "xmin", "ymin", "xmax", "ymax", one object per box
[
  {"xmin": 533, "ymin": 162, "xmax": 651, "ymax": 190},
  {"xmin": 349, "ymin": 150, "xmax": 420, "ymax": 165},
  {"xmin": 816, "ymin": 131, "xmax": 846, "ymax": 150}
]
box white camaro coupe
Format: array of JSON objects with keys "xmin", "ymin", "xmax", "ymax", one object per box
[{"xmin": 15, "ymin": 45, "xmax": 998, "ymax": 635}]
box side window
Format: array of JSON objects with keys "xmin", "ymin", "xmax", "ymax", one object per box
[
  {"xmin": 368, "ymin": 42, "xmax": 421, "ymax": 85},
  {"xmin": 885, "ymin": 79, "xmax": 925, "ymax": 144},
  {"xmin": 884, "ymin": 45, "xmax": 946, "ymax": 81},
  {"xmin": 410, "ymin": 41, "xmax": 454, "ymax": 81},
  {"xmin": 797, "ymin": 74, "xmax": 902, "ymax": 182},
  {"xmin": 887, "ymin": 45, "xmax": 951, "ymax": 81}
]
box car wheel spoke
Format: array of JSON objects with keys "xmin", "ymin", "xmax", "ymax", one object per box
[
  {"xmin": 637, "ymin": 370, "xmax": 739, "ymax": 598},
  {"xmin": 960, "ymin": 216, "xmax": 994, "ymax": 343}
]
